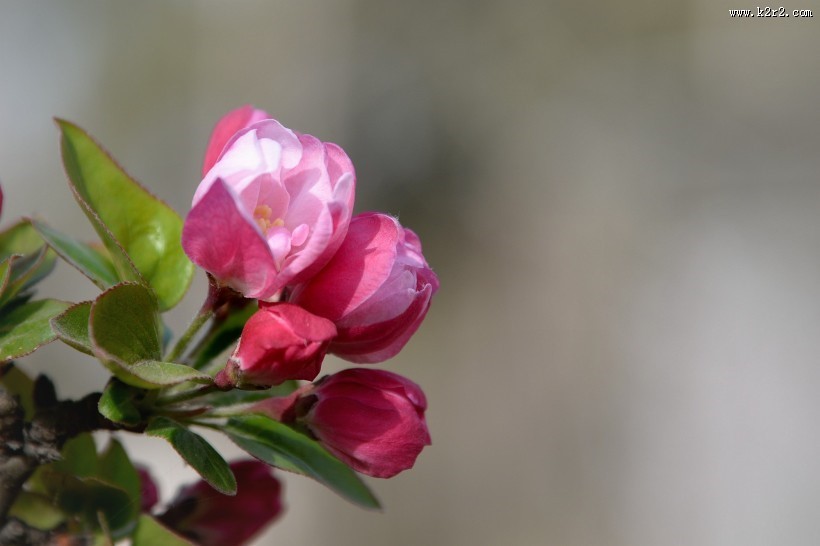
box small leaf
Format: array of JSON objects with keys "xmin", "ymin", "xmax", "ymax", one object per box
[
  {"xmin": 57, "ymin": 120, "xmax": 194, "ymax": 311},
  {"xmin": 0, "ymin": 247, "xmax": 57, "ymax": 308},
  {"xmin": 54, "ymin": 433, "xmax": 99, "ymax": 478},
  {"xmin": 32, "ymin": 219, "xmax": 119, "ymax": 289},
  {"xmin": 133, "ymin": 515, "xmax": 195, "ymax": 546},
  {"xmin": 99, "ymin": 438, "xmax": 141, "ymax": 526},
  {"xmin": 54, "ymin": 475, "xmax": 134, "ymax": 534},
  {"xmin": 98, "ymin": 379, "xmax": 142, "ymax": 426},
  {"xmin": 146, "ymin": 417, "xmax": 236, "ymax": 495},
  {"xmin": 8, "ymin": 491, "xmax": 66, "ymax": 530},
  {"xmin": 225, "ymin": 414, "xmax": 380, "ymax": 509},
  {"xmin": 89, "ymin": 283, "xmax": 164, "ymax": 387},
  {"xmin": 0, "ymin": 219, "xmax": 45, "ymax": 257},
  {"xmin": 0, "ymin": 299, "xmax": 71, "ymax": 362},
  {"xmin": 51, "ymin": 301, "xmax": 93, "ymax": 355}
]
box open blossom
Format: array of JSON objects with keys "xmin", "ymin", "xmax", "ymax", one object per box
[
  {"xmin": 182, "ymin": 110, "xmax": 356, "ymax": 300},
  {"xmin": 255, "ymin": 368, "xmax": 431, "ymax": 478},
  {"xmin": 158, "ymin": 460, "xmax": 284, "ymax": 546},
  {"xmin": 216, "ymin": 303, "xmax": 337, "ymax": 388},
  {"xmin": 289, "ymin": 212, "xmax": 439, "ymax": 363}
]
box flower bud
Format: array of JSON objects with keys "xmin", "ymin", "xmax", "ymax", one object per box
[
  {"xmin": 289, "ymin": 212, "xmax": 439, "ymax": 363},
  {"xmin": 183, "ymin": 113, "xmax": 356, "ymax": 300},
  {"xmin": 217, "ymin": 303, "xmax": 337, "ymax": 388},
  {"xmin": 255, "ymin": 368, "xmax": 431, "ymax": 478},
  {"xmin": 136, "ymin": 465, "xmax": 159, "ymax": 513},
  {"xmin": 159, "ymin": 460, "xmax": 284, "ymax": 546}
]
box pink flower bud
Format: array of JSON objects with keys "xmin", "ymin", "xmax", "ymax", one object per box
[
  {"xmin": 217, "ymin": 303, "xmax": 337, "ymax": 388},
  {"xmin": 255, "ymin": 368, "xmax": 431, "ymax": 478},
  {"xmin": 289, "ymin": 212, "xmax": 439, "ymax": 363},
  {"xmin": 183, "ymin": 114, "xmax": 356, "ymax": 300},
  {"xmin": 159, "ymin": 460, "xmax": 284, "ymax": 546}
]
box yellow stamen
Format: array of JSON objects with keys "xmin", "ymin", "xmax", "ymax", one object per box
[{"xmin": 253, "ymin": 205, "xmax": 285, "ymax": 234}]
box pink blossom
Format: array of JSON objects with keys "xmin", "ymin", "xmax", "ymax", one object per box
[
  {"xmin": 216, "ymin": 303, "xmax": 337, "ymax": 388},
  {"xmin": 158, "ymin": 460, "xmax": 284, "ymax": 546},
  {"xmin": 255, "ymin": 368, "xmax": 431, "ymax": 478},
  {"xmin": 289, "ymin": 212, "xmax": 439, "ymax": 363},
  {"xmin": 201, "ymin": 105, "xmax": 269, "ymax": 176},
  {"xmin": 183, "ymin": 113, "xmax": 356, "ymax": 300}
]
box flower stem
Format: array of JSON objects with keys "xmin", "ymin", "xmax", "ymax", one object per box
[
  {"xmin": 156, "ymin": 384, "xmax": 220, "ymax": 407},
  {"xmin": 166, "ymin": 274, "xmax": 243, "ymax": 364},
  {"xmin": 166, "ymin": 307, "xmax": 213, "ymax": 363}
]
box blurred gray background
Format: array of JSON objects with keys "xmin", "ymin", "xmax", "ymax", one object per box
[{"xmin": 3, "ymin": 1, "xmax": 820, "ymax": 545}]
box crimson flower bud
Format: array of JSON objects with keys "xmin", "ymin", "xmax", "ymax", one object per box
[
  {"xmin": 136, "ymin": 465, "xmax": 159, "ymax": 513},
  {"xmin": 289, "ymin": 212, "xmax": 439, "ymax": 363},
  {"xmin": 159, "ymin": 460, "xmax": 284, "ymax": 546},
  {"xmin": 216, "ymin": 303, "xmax": 337, "ymax": 388},
  {"xmin": 255, "ymin": 368, "xmax": 431, "ymax": 478}
]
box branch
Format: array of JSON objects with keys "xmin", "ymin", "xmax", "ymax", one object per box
[{"xmin": 0, "ymin": 377, "xmax": 123, "ymax": 529}]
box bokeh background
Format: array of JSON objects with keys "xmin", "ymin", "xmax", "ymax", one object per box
[{"xmin": 3, "ymin": 1, "xmax": 820, "ymax": 544}]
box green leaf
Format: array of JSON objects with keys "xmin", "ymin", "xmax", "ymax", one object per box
[
  {"xmin": 54, "ymin": 475, "xmax": 134, "ymax": 534},
  {"xmin": 32, "ymin": 219, "xmax": 119, "ymax": 289},
  {"xmin": 225, "ymin": 414, "xmax": 380, "ymax": 509},
  {"xmin": 0, "ymin": 219, "xmax": 46, "ymax": 257},
  {"xmin": 0, "ymin": 247, "xmax": 57, "ymax": 308},
  {"xmin": 57, "ymin": 119, "xmax": 194, "ymax": 311},
  {"xmin": 0, "ymin": 363, "xmax": 35, "ymax": 419},
  {"xmin": 0, "ymin": 221, "xmax": 57, "ymax": 306},
  {"xmin": 89, "ymin": 283, "xmax": 161, "ymax": 387},
  {"xmin": 98, "ymin": 379, "xmax": 142, "ymax": 426},
  {"xmin": 54, "ymin": 433, "xmax": 99, "ymax": 478},
  {"xmin": 9, "ymin": 491, "xmax": 66, "ymax": 530},
  {"xmin": 99, "ymin": 438, "xmax": 141, "ymax": 527},
  {"xmin": 133, "ymin": 515, "xmax": 195, "ymax": 546},
  {"xmin": 146, "ymin": 417, "xmax": 236, "ymax": 495},
  {"xmin": 51, "ymin": 301, "xmax": 93, "ymax": 355},
  {"xmin": 0, "ymin": 299, "xmax": 71, "ymax": 362}
]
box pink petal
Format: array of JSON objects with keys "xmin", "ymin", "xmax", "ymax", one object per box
[
  {"xmin": 202, "ymin": 105, "xmax": 270, "ymax": 176},
  {"xmin": 182, "ymin": 178, "xmax": 280, "ymax": 300}
]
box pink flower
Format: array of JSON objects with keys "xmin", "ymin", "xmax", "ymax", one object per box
[
  {"xmin": 183, "ymin": 111, "xmax": 356, "ymax": 300},
  {"xmin": 216, "ymin": 303, "xmax": 337, "ymax": 388},
  {"xmin": 289, "ymin": 212, "xmax": 439, "ymax": 363},
  {"xmin": 158, "ymin": 460, "xmax": 284, "ymax": 546},
  {"xmin": 255, "ymin": 368, "xmax": 431, "ymax": 478}
]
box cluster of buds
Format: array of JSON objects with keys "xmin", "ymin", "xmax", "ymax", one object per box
[{"xmin": 182, "ymin": 106, "xmax": 438, "ymax": 478}]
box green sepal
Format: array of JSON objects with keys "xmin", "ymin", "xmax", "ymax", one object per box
[
  {"xmin": 225, "ymin": 414, "xmax": 380, "ymax": 509},
  {"xmin": 146, "ymin": 416, "xmax": 236, "ymax": 495},
  {"xmin": 57, "ymin": 119, "xmax": 194, "ymax": 311},
  {"xmin": 0, "ymin": 299, "xmax": 71, "ymax": 363}
]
